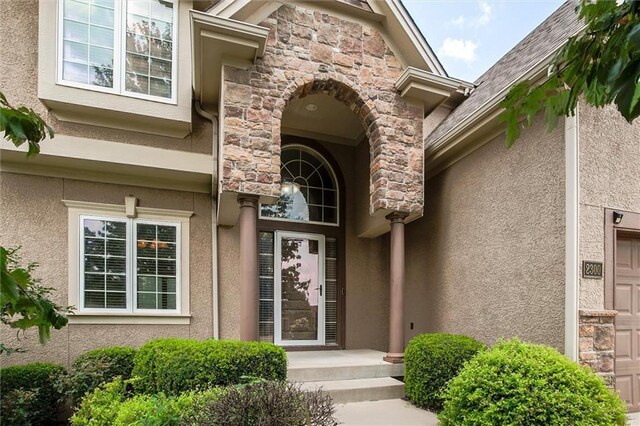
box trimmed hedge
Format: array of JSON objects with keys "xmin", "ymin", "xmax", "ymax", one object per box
[
  {"xmin": 70, "ymin": 378, "xmax": 224, "ymax": 426},
  {"xmin": 404, "ymin": 333, "xmax": 485, "ymax": 411},
  {"xmin": 0, "ymin": 362, "xmax": 66, "ymax": 425},
  {"xmin": 132, "ymin": 338, "xmax": 287, "ymax": 395},
  {"xmin": 439, "ymin": 339, "xmax": 627, "ymax": 425},
  {"xmin": 58, "ymin": 346, "xmax": 137, "ymax": 407}
]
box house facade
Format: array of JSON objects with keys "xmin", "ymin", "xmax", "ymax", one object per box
[{"xmin": 2, "ymin": 0, "xmax": 640, "ymax": 412}]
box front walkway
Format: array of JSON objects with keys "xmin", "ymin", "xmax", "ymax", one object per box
[{"xmin": 335, "ymin": 399, "xmax": 438, "ymax": 425}]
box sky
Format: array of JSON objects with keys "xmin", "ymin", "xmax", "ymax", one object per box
[{"xmin": 403, "ymin": 0, "xmax": 565, "ymax": 82}]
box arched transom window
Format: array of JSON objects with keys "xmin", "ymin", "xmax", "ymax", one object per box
[{"xmin": 260, "ymin": 145, "xmax": 338, "ymax": 225}]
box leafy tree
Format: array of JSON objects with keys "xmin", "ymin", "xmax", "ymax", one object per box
[
  {"xmin": 1, "ymin": 91, "xmax": 68, "ymax": 354},
  {"xmin": 501, "ymin": 0, "xmax": 640, "ymax": 146},
  {"xmin": 0, "ymin": 92, "xmax": 53, "ymax": 156},
  {"xmin": 1, "ymin": 247, "xmax": 71, "ymax": 354}
]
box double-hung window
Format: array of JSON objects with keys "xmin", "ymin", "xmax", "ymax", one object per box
[
  {"xmin": 58, "ymin": 0, "xmax": 177, "ymax": 102},
  {"xmin": 81, "ymin": 215, "xmax": 180, "ymax": 313}
]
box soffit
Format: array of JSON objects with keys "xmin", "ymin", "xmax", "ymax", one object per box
[{"xmin": 191, "ymin": 10, "xmax": 269, "ymax": 111}]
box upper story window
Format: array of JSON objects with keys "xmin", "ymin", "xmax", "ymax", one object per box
[
  {"xmin": 58, "ymin": 0, "xmax": 177, "ymax": 102},
  {"xmin": 260, "ymin": 145, "xmax": 339, "ymax": 226}
]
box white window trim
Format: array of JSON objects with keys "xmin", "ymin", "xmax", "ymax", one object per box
[
  {"xmin": 64, "ymin": 199, "xmax": 192, "ymax": 324},
  {"xmin": 259, "ymin": 144, "xmax": 340, "ymax": 227},
  {"xmin": 56, "ymin": 0, "xmax": 179, "ymax": 104}
]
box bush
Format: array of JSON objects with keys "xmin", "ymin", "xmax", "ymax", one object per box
[
  {"xmin": 438, "ymin": 339, "xmax": 627, "ymax": 425},
  {"xmin": 404, "ymin": 333, "xmax": 485, "ymax": 411},
  {"xmin": 70, "ymin": 378, "xmax": 224, "ymax": 426},
  {"xmin": 132, "ymin": 338, "xmax": 287, "ymax": 395},
  {"xmin": 57, "ymin": 346, "xmax": 137, "ymax": 407},
  {"xmin": 0, "ymin": 362, "xmax": 66, "ymax": 425},
  {"xmin": 190, "ymin": 380, "xmax": 337, "ymax": 426}
]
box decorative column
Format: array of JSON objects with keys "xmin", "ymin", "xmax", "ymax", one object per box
[
  {"xmin": 238, "ymin": 194, "xmax": 260, "ymax": 341},
  {"xmin": 384, "ymin": 211, "xmax": 409, "ymax": 363}
]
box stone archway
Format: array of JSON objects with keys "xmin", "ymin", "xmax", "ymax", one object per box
[{"xmin": 220, "ymin": 2, "xmax": 425, "ymax": 218}]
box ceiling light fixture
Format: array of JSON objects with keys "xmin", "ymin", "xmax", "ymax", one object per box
[{"xmin": 305, "ymin": 103, "xmax": 318, "ymax": 112}]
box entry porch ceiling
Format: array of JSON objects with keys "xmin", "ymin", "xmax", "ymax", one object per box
[
  {"xmin": 191, "ymin": 10, "xmax": 269, "ymax": 111},
  {"xmin": 281, "ymin": 94, "xmax": 365, "ymax": 146}
]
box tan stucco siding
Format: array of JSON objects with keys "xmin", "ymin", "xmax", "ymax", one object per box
[
  {"xmin": 0, "ymin": 172, "xmax": 213, "ymax": 366},
  {"xmin": 0, "ymin": 0, "xmax": 211, "ymax": 154},
  {"xmin": 405, "ymin": 118, "xmax": 566, "ymax": 350},
  {"xmin": 578, "ymin": 103, "xmax": 640, "ymax": 310}
]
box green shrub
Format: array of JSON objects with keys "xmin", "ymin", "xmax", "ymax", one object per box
[
  {"xmin": 404, "ymin": 333, "xmax": 485, "ymax": 411},
  {"xmin": 190, "ymin": 380, "xmax": 337, "ymax": 426},
  {"xmin": 70, "ymin": 378, "xmax": 224, "ymax": 426},
  {"xmin": 0, "ymin": 362, "xmax": 66, "ymax": 425},
  {"xmin": 438, "ymin": 338, "xmax": 627, "ymax": 425},
  {"xmin": 132, "ymin": 338, "xmax": 287, "ymax": 395},
  {"xmin": 57, "ymin": 346, "xmax": 137, "ymax": 407}
]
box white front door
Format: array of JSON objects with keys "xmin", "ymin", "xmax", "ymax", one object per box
[{"xmin": 274, "ymin": 231, "xmax": 325, "ymax": 346}]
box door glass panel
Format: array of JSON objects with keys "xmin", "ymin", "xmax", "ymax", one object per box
[{"xmin": 280, "ymin": 237, "xmax": 320, "ymax": 342}]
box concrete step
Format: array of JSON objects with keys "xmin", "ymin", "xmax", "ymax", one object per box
[
  {"xmin": 288, "ymin": 362, "xmax": 404, "ymax": 382},
  {"xmin": 299, "ymin": 377, "xmax": 405, "ymax": 404}
]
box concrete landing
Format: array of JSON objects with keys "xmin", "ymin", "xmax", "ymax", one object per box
[
  {"xmin": 335, "ymin": 399, "xmax": 438, "ymax": 426},
  {"xmin": 287, "ymin": 349, "xmax": 404, "ymax": 382},
  {"xmin": 287, "ymin": 350, "xmax": 405, "ymax": 403}
]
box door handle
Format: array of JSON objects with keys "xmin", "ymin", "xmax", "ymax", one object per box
[{"xmin": 320, "ymin": 285, "xmax": 323, "ymax": 296}]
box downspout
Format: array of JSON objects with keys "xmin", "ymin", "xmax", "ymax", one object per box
[
  {"xmin": 195, "ymin": 101, "xmax": 220, "ymax": 340},
  {"xmin": 564, "ymin": 106, "xmax": 579, "ymax": 361}
]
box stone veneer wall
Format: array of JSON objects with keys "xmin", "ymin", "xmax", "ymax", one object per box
[
  {"xmin": 221, "ymin": 3, "xmax": 424, "ymax": 215},
  {"xmin": 579, "ymin": 309, "xmax": 616, "ymax": 386}
]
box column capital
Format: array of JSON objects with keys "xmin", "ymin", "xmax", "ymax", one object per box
[
  {"xmin": 237, "ymin": 194, "xmax": 260, "ymax": 209},
  {"xmin": 385, "ymin": 211, "xmax": 409, "ymax": 224}
]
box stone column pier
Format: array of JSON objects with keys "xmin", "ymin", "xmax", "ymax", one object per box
[
  {"xmin": 384, "ymin": 211, "xmax": 409, "ymax": 363},
  {"xmin": 238, "ymin": 194, "xmax": 260, "ymax": 341}
]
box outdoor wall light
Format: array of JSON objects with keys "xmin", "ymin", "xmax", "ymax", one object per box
[{"xmin": 613, "ymin": 211, "xmax": 624, "ymax": 224}]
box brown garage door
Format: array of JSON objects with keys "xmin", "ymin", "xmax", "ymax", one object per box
[{"xmin": 615, "ymin": 234, "xmax": 640, "ymax": 412}]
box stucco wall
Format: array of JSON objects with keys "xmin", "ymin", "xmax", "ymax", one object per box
[
  {"xmin": 405, "ymin": 117, "xmax": 566, "ymax": 350},
  {"xmin": 0, "ymin": 172, "xmax": 213, "ymax": 366},
  {"xmin": 217, "ymin": 138, "xmax": 390, "ymax": 351},
  {"xmin": 578, "ymin": 102, "xmax": 640, "ymax": 310},
  {"xmin": 0, "ymin": 0, "xmax": 211, "ymax": 154}
]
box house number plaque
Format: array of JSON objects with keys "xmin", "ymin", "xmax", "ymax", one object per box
[{"xmin": 582, "ymin": 261, "xmax": 603, "ymax": 278}]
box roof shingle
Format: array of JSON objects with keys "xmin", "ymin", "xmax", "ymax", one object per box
[{"xmin": 425, "ymin": 1, "xmax": 583, "ymax": 147}]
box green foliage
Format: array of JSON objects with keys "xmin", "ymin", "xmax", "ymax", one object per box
[
  {"xmin": 438, "ymin": 338, "xmax": 627, "ymax": 425},
  {"xmin": 404, "ymin": 333, "xmax": 485, "ymax": 411},
  {"xmin": 190, "ymin": 380, "xmax": 337, "ymax": 426},
  {"xmin": 56, "ymin": 346, "xmax": 137, "ymax": 407},
  {"xmin": 0, "ymin": 91, "xmax": 53, "ymax": 157},
  {"xmin": 501, "ymin": 0, "xmax": 640, "ymax": 146},
  {"xmin": 70, "ymin": 378, "xmax": 224, "ymax": 426},
  {"xmin": 0, "ymin": 247, "xmax": 71, "ymax": 354},
  {"xmin": 132, "ymin": 338, "xmax": 287, "ymax": 395},
  {"xmin": 0, "ymin": 362, "xmax": 66, "ymax": 425}
]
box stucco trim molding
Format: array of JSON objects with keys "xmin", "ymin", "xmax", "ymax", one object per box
[
  {"xmin": 604, "ymin": 208, "xmax": 640, "ymax": 310},
  {"xmin": 68, "ymin": 314, "xmax": 191, "ymax": 325},
  {"xmin": 63, "ymin": 199, "xmax": 192, "ymax": 322},
  {"xmin": 395, "ymin": 67, "xmax": 473, "ymax": 115}
]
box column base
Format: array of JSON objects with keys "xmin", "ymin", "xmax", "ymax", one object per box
[{"xmin": 383, "ymin": 353, "xmax": 404, "ymax": 364}]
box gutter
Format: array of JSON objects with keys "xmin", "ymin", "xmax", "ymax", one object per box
[
  {"xmin": 194, "ymin": 101, "xmax": 220, "ymax": 340},
  {"xmin": 564, "ymin": 107, "xmax": 579, "ymax": 361},
  {"xmin": 426, "ymin": 23, "xmax": 587, "ymax": 160}
]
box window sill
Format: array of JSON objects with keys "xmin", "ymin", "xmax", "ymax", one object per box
[
  {"xmin": 39, "ymin": 87, "xmax": 191, "ymax": 138},
  {"xmin": 68, "ymin": 313, "xmax": 191, "ymax": 325}
]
